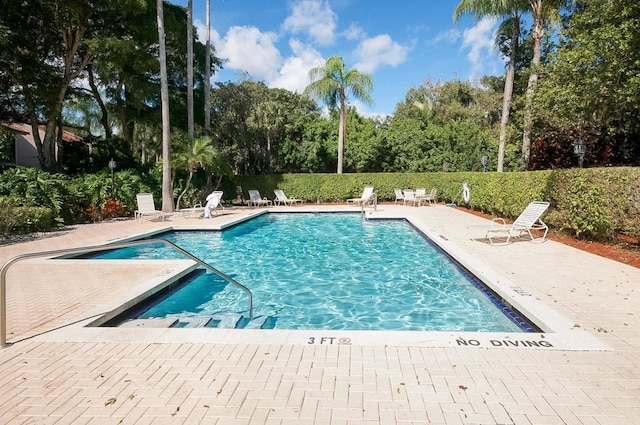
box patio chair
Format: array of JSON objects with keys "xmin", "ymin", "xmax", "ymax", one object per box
[
  {"xmin": 415, "ymin": 188, "xmax": 427, "ymax": 204},
  {"xmin": 135, "ymin": 193, "xmax": 165, "ymax": 222},
  {"xmin": 402, "ymin": 189, "xmax": 418, "ymax": 206},
  {"xmin": 203, "ymin": 191, "xmax": 224, "ymax": 218},
  {"xmin": 273, "ymin": 189, "xmax": 304, "ymax": 206},
  {"xmin": 420, "ymin": 188, "xmax": 438, "ymax": 206},
  {"xmin": 248, "ymin": 190, "xmax": 272, "ymax": 207},
  {"xmin": 482, "ymin": 201, "xmax": 550, "ymax": 245},
  {"xmin": 347, "ymin": 186, "xmax": 375, "ymax": 206},
  {"xmin": 393, "ymin": 188, "xmax": 405, "ymax": 204}
]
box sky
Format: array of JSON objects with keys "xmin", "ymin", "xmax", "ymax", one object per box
[{"xmin": 172, "ymin": 0, "xmax": 505, "ymax": 118}]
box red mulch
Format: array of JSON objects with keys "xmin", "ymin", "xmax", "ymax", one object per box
[{"xmin": 456, "ymin": 206, "xmax": 640, "ymax": 269}]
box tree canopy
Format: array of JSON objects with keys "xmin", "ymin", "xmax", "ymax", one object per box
[{"xmin": 1, "ymin": 0, "xmax": 639, "ymax": 181}]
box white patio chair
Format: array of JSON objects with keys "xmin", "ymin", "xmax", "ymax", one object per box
[
  {"xmin": 203, "ymin": 191, "xmax": 224, "ymax": 218},
  {"xmin": 402, "ymin": 189, "xmax": 418, "ymax": 206},
  {"xmin": 273, "ymin": 189, "xmax": 304, "ymax": 206},
  {"xmin": 419, "ymin": 188, "xmax": 438, "ymax": 206},
  {"xmin": 347, "ymin": 186, "xmax": 375, "ymax": 206},
  {"xmin": 135, "ymin": 193, "xmax": 165, "ymax": 222},
  {"xmin": 482, "ymin": 201, "xmax": 550, "ymax": 245},
  {"xmin": 393, "ymin": 188, "xmax": 405, "ymax": 204},
  {"xmin": 248, "ymin": 190, "xmax": 272, "ymax": 207}
]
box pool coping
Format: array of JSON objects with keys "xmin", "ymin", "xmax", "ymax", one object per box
[{"xmin": 29, "ymin": 207, "xmax": 611, "ymax": 352}]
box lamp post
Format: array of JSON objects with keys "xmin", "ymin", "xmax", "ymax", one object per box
[
  {"xmin": 108, "ymin": 158, "xmax": 116, "ymax": 199},
  {"xmin": 481, "ymin": 155, "xmax": 488, "ymax": 172},
  {"xmin": 573, "ymin": 140, "xmax": 586, "ymax": 168}
]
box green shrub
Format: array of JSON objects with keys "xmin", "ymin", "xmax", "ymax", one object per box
[
  {"xmin": 238, "ymin": 167, "xmax": 640, "ymax": 241},
  {"xmin": 0, "ymin": 200, "xmax": 54, "ymax": 237}
]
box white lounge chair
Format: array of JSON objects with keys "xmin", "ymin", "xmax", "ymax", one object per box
[
  {"xmin": 482, "ymin": 201, "xmax": 550, "ymax": 245},
  {"xmin": 347, "ymin": 186, "xmax": 375, "ymax": 206},
  {"xmin": 203, "ymin": 191, "xmax": 224, "ymax": 218},
  {"xmin": 248, "ymin": 190, "xmax": 272, "ymax": 207},
  {"xmin": 273, "ymin": 189, "xmax": 304, "ymax": 206},
  {"xmin": 135, "ymin": 193, "xmax": 164, "ymax": 222},
  {"xmin": 393, "ymin": 188, "xmax": 405, "ymax": 204}
]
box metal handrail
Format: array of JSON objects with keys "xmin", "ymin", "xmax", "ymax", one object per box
[
  {"xmin": 0, "ymin": 238, "xmax": 254, "ymax": 346},
  {"xmin": 361, "ymin": 193, "xmax": 377, "ymax": 218}
]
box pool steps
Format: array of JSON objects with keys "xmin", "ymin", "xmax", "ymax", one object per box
[{"xmin": 120, "ymin": 314, "xmax": 268, "ymax": 329}]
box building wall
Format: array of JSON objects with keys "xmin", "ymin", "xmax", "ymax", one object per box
[{"xmin": 14, "ymin": 131, "xmax": 41, "ymax": 168}]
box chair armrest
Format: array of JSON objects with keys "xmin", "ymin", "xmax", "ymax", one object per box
[{"xmin": 491, "ymin": 218, "xmax": 506, "ymax": 226}]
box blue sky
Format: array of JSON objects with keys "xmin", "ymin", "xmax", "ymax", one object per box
[{"xmin": 173, "ymin": 0, "xmax": 505, "ymax": 117}]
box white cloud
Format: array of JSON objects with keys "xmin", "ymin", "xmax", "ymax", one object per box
[
  {"xmin": 353, "ymin": 34, "xmax": 409, "ymax": 73},
  {"xmin": 460, "ymin": 17, "xmax": 498, "ymax": 76},
  {"xmin": 269, "ymin": 39, "xmax": 325, "ymax": 93},
  {"xmin": 214, "ymin": 26, "xmax": 283, "ymax": 81},
  {"xmin": 430, "ymin": 28, "xmax": 461, "ymax": 45},
  {"xmin": 282, "ymin": 0, "xmax": 337, "ymax": 46},
  {"xmin": 343, "ymin": 23, "xmax": 365, "ymax": 41}
]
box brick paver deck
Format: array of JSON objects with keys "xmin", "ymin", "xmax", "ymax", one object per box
[{"xmin": 1, "ymin": 205, "xmax": 639, "ymax": 424}]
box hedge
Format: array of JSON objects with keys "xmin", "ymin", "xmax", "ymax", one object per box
[
  {"xmin": 0, "ymin": 200, "xmax": 55, "ymax": 237},
  {"xmin": 237, "ymin": 167, "xmax": 640, "ymax": 241},
  {"xmin": 1, "ymin": 168, "xmax": 637, "ymax": 242}
]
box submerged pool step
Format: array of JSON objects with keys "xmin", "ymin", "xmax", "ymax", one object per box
[{"xmin": 176, "ymin": 314, "xmax": 269, "ymax": 329}]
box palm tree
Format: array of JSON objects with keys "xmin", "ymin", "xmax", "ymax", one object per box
[
  {"xmin": 173, "ymin": 137, "xmax": 219, "ymax": 209},
  {"xmin": 186, "ymin": 0, "xmax": 194, "ymax": 140},
  {"xmin": 204, "ymin": 0, "xmax": 211, "ymax": 133},
  {"xmin": 156, "ymin": 0, "xmax": 174, "ymax": 212},
  {"xmin": 304, "ymin": 56, "xmax": 373, "ymax": 174},
  {"xmin": 248, "ymin": 100, "xmax": 285, "ymax": 173},
  {"xmin": 521, "ymin": 0, "xmax": 564, "ymax": 170},
  {"xmin": 454, "ymin": 0, "xmax": 527, "ymax": 172}
]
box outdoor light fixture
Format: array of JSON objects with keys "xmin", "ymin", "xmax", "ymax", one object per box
[
  {"xmin": 481, "ymin": 155, "xmax": 488, "ymax": 172},
  {"xmin": 108, "ymin": 158, "xmax": 116, "ymax": 199},
  {"xmin": 573, "ymin": 140, "xmax": 587, "ymax": 168}
]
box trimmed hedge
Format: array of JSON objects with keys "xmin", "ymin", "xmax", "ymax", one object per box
[
  {"xmin": 237, "ymin": 167, "xmax": 640, "ymax": 241},
  {"xmin": 0, "ymin": 201, "xmax": 55, "ymax": 237},
  {"xmin": 2, "ymin": 167, "xmax": 637, "ymax": 242}
]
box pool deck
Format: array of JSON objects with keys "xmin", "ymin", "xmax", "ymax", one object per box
[{"xmin": 1, "ymin": 204, "xmax": 639, "ymax": 424}]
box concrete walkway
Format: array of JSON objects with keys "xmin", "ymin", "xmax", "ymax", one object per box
[{"xmin": 1, "ymin": 204, "xmax": 639, "ymax": 424}]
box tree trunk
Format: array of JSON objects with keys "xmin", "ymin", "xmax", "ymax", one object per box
[
  {"xmin": 157, "ymin": 0, "xmax": 174, "ymax": 213},
  {"xmin": 204, "ymin": 0, "xmax": 211, "ymax": 133},
  {"xmin": 187, "ymin": 0, "xmax": 194, "ymax": 140},
  {"xmin": 498, "ymin": 18, "xmax": 520, "ymax": 172},
  {"xmin": 521, "ymin": 1, "xmax": 544, "ymax": 170},
  {"xmin": 266, "ymin": 132, "xmax": 272, "ymax": 173},
  {"xmin": 176, "ymin": 171, "xmax": 194, "ymax": 210},
  {"xmin": 87, "ymin": 64, "xmax": 112, "ymax": 138},
  {"xmin": 337, "ymin": 92, "xmax": 346, "ymax": 174}
]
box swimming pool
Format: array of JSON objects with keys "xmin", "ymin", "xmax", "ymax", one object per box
[{"xmin": 93, "ymin": 213, "xmax": 536, "ymax": 332}]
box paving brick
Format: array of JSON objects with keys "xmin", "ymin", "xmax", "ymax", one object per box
[{"xmin": 2, "ymin": 207, "xmax": 640, "ymax": 424}]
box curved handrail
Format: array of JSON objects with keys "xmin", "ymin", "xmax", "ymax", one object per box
[{"xmin": 0, "ymin": 238, "xmax": 253, "ymax": 347}]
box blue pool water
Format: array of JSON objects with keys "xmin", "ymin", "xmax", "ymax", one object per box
[{"xmin": 95, "ymin": 213, "xmax": 532, "ymax": 332}]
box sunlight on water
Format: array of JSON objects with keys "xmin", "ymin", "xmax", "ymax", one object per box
[{"xmin": 95, "ymin": 213, "xmax": 528, "ymax": 332}]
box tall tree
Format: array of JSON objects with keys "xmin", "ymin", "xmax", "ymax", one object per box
[
  {"xmin": 0, "ymin": 0, "xmax": 144, "ymax": 170},
  {"xmin": 186, "ymin": 0, "xmax": 194, "ymax": 140},
  {"xmin": 521, "ymin": 0, "xmax": 565, "ymax": 169},
  {"xmin": 304, "ymin": 56, "xmax": 373, "ymax": 174},
  {"xmin": 454, "ymin": 0, "xmax": 527, "ymax": 172},
  {"xmin": 157, "ymin": 0, "xmax": 173, "ymax": 212},
  {"xmin": 248, "ymin": 100, "xmax": 285, "ymax": 173},
  {"xmin": 532, "ymin": 0, "xmax": 640, "ymax": 167},
  {"xmin": 204, "ymin": 0, "xmax": 212, "ymax": 133}
]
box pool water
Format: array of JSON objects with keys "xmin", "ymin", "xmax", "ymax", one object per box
[{"xmin": 96, "ymin": 213, "xmax": 532, "ymax": 332}]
